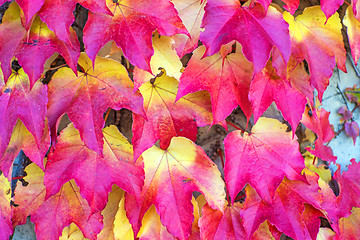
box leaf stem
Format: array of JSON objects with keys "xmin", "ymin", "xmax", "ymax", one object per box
[
  {"xmin": 226, "ymin": 120, "xmax": 244, "ymax": 133},
  {"xmin": 218, "ymin": 149, "xmax": 231, "ymax": 205}
]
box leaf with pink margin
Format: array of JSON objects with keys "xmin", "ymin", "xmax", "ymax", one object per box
[
  {"xmin": 200, "ymin": 1, "xmax": 290, "ymax": 73},
  {"xmin": 224, "ymin": 117, "xmax": 305, "ymax": 204}
]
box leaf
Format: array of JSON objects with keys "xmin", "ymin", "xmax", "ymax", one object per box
[
  {"xmin": 133, "ymin": 34, "xmax": 183, "ymax": 90},
  {"xmin": 44, "ymin": 123, "xmax": 144, "ymax": 213},
  {"xmin": 345, "ymin": 85, "xmax": 360, "ymax": 104},
  {"xmin": 125, "ymin": 137, "xmax": 226, "ymax": 240},
  {"xmin": 59, "ymin": 223, "xmax": 87, "ymax": 240},
  {"xmin": 97, "ymin": 185, "xmax": 124, "ymax": 240},
  {"xmin": 0, "ymin": 173, "xmax": 12, "ymax": 240},
  {"xmin": 249, "ymin": 59, "xmax": 307, "ymax": 133},
  {"xmin": 38, "ymin": 0, "xmax": 111, "ymax": 45},
  {"xmin": 199, "ymin": 202, "xmax": 247, "ymax": 240},
  {"xmin": 137, "ymin": 205, "xmax": 177, "ymax": 240},
  {"xmin": 200, "ymin": 2, "xmax": 290, "ymax": 72},
  {"xmin": 353, "ymin": 0, "xmax": 360, "ymax": 20},
  {"xmin": 0, "ymin": 3, "xmax": 81, "ymax": 87},
  {"xmin": 176, "ymin": 45, "xmax": 253, "ymax": 123},
  {"xmin": 16, "ymin": 0, "xmax": 45, "ymax": 28},
  {"xmin": 0, "ymin": 2, "xmax": 27, "ymax": 81},
  {"xmin": 132, "ymin": 72, "xmax": 213, "ymax": 160},
  {"xmin": 172, "ymin": 0, "xmax": 206, "ymax": 57},
  {"xmin": 282, "ymin": 0, "xmax": 299, "ymax": 14},
  {"xmin": 224, "ymin": 117, "xmax": 305, "ymax": 203},
  {"xmin": 83, "ymin": 0, "xmax": 188, "ymax": 72},
  {"xmin": 0, "ymin": 68, "xmax": 48, "ymax": 177},
  {"xmin": 283, "ymin": 6, "xmax": 346, "ymax": 100},
  {"xmin": 301, "ymin": 107, "xmax": 337, "ymax": 162},
  {"xmin": 113, "ymin": 193, "xmax": 134, "ymax": 240},
  {"xmin": 1, "ymin": 119, "xmax": 49, "ymax": 180},
  {"xmin": 337, "ymin": 207, "xmax": 360, "ymax": 240},
  {"xmin": 344, "ymin": 6, "xmax": 360, "ymax": 65},
  {"xmin": 31, "ymin": 180, "xmax": 103, "ymax": 240},
  {"xmin": 12, "ymin": 163, "xmax": 46, "ymax": 226},
  {"xmin": 344, "ymin": 121, "xmax": 359, "ymax": 145},
  {"xmin": 320, "ymin": 0, "xmax": 344, "ymax": 20},
  {"xmin": 241, "ymin": 170, "xmax": 323, "ymax": 240},
  {"xmin": 47, "ymin": 53, "xmax": 144, "ymax": 155},
  {"xmin": 251, "ymin": 221, "xmax": 282, "ymax": 240},
  {"xmin": 334, "ymin": 159, "xmax": 360, "ymax": 220}
]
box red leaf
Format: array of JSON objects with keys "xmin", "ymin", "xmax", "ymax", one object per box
[
  {"xmin": 177, "ymin": 45, "xmax": 253, "ymax": 122},
  {"xmin": 301, "ymin": 107, "xmax": 337, "ymax": 162},
  {"xmin": 282, "ymin": 0, "xmax": 299, "ymax": 14},
  {"xmin": 83, "ymin": 0, "xmax": 188, "ymax": 72},
  {"xmin": 283, "ymin": 6, "xmax": 346, "ymax": 100},
  {"xmin": 38, "ymin": 0, "xmax": 111, "ymax": 45},
  {"xmin": 199, "ymin": 202, "xmax": 247, "ymax": 240},
  {"xmin": 44, "ymin": 123, "xmax": 144, "ymax": 213},
  {"xmin": 200, "ymin": 1, "xmax": 290, "ymax": 72},
  {"xmin": 241, "ymin": 171, "xmax": 323, "ymax": 239},
  {"xmin": 249, "ymin": 60, "xmax": 306, "ymax": 133},
  {"xmin": 16, "ymin": 0, "xmax": 45, "ymax": 28},
  {"xmin": 334, "ymin": 159, "xmax": 360, "ymax": 220},
  {"xmin": 0, "ymin": 68, "xmax": 48, "ymax": 177},
  {"xmin": 320, "ymin": 0, "xmax": 344, "ymax": 20},
  {"xmin": 125, "ymin": 137, "xmax": 226, "ymax": 240},
  {"xmin": 224, "ymin": 117, "xmax": 305, "ymax": 204},
  {"xmin": 47, "ymin": 53, "xmax": 144, "ymax": 155},
  {"xmin": 132, "ymin": 72, "xmax": 214, "ymax": 159},
  {"xmin": 32, "ymin": 180, "xmax": 103, "ymax": 240}
]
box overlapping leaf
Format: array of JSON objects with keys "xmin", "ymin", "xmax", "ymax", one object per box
[
  {"xmin": 199, "ymin": 202, "xmax": 247, "ymax": 240},
  {"xmin": 172, "ymin": 0, "xmax": 206, "ymax": 57},
  {"xmin": 301, "ymin": 107, "xmax": 337, "ymax": 162},
  {"xmin": 177, "ymin": 45, "xmax": 253, "ymax": 123},
  {"xmin": 0, "ymin": 68, "xmax": 48, "ymax": 177},
  {"xmin": 0, "ymin": 173, "xmax": 12, "ymax": 240},
  {"xmin": 249, "ymin": 60, "xmax": 307, "ymax": 132},
  {"xmin": 132, "ymin": 72, "xmax": 214, "ymax": 160},
  {"xmin": 37, "ymin": 0, "xmax": 111, "ymax": 45},
  {"xmin": 241, "ymin": 171, "xmax": 323, "ymax": 240},
  {"xmin": 12, "ymin": 163, "xmax": 46, "ymax": 226},
  {"xmin": 83, "ymin": 0, "xmax": 188, "ymax": 72},
  {"xmin": 344, "ymin": 5, "xmax": 360, "ymax": 66},
  {"xmin": 125, "ymin": 137, "xmax": 226, "ymax": 240},
  {"xmin": 283, "ymin": 6, "xmax": 346, "ymax": 100},
  {"xmin": 0, "ymin": 2, "xmax": 80, "ymax": 87},
  {"xmin": 32, "ymin": 180, "xmax": 103, "ymax": 240},
  {"xmin": 44, "ymin": 123, "xmax": 144, "ymax": 213},
  {"xmin": 47, "ymin": 53, "xmax": 144, "ymax": 155},
  {"xmin": 200, "ymin": 1, "xmax": 290, "ymax": 72},
  {"xmin": 337, "ymin": 207, "xmax": 360, "ymax": 239},
  {"xmin": 224, "ymin": 117, "xmax": 305, "ymax": 203}
]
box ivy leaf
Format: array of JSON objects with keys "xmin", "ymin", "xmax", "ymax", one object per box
[
  {"xmin": 0, "ymin": 2, "xmax": 27, "ymax": 81},
  {"xmin": 301, "ymin": 107, "xmax": 337, "ymax": 162},
  {"xmin": 283, "ymin": 6, "xmax": 346, "ymax": 100},
  {"xmin": 224, "ymin": 117, "xmax": 305, "ymax": 204},
  {"xmin": 16, "ymin": 0, "xmax": 45, "ymax": 28},
  {"xmin": 0, "ymin": 68, "xmax": 48, "ymax": 177},
  {"xmin": 199, "ymin": 202, "xmax": 247, "ymax": 240},
  {"xmin": 241, "ymin": 171, "xmax": 323, "ymax": 240},
  {"xmin": 338, "ymin": 207, "xmax": 360, "ymax": 239},
  {"xmin": 0, "ymin": 173, "xmax": 12, "ymax": 240},
  {"xmin": 200, "ymin": 1, "xmax": 290, "ymax": 72},
  {"xmin": 172, "ymin": 0, "xmax": 206, "ymax": 58},
  {"xmin": 282, "ymin": 0, "xmax": 344, "ymax": 18},
  {"xmin": 59, "ymin": 223, "xmax": 86, "ymax": 240},
  {"xmin": 344, "ymin": 121, "xmax": 360, "ymax": 145},
  {"xmin": 344, "ymin": 5, "xmax": 360, "ymax": 66},
  {"xmin": 38, "ymin": 0, "xmax": 111, "ymax": 45},
  {"xmin": 32, "ymin": 180, "xmax": 103, "ymax": 240},
  {"xmin": 44, "ymin": 123, "xmax": 144, "ymax": 213},
  {"xmin": 334, "ymin": 159, "xmax": 360, "ymax": 220},
  {"xmin": 125, "ymin": 137, "xmax": 226, "ymax": 240},
  {"xmin": 47, "ymin": 53, "xmax": 144, "ymax": 155},
  {"xmin": 12, "ymin": 163, "xmax": 46, "ymax": 227},
  {"xmin": 177, "ymin": 45, "xmax": 254, "ymax": 123},
  {"xmin": 83, "ymin": 0, "xmax": 188, "ymax": 72},
  {"xmin": 249, "ymin": 60, "xmax": 307, "ymax": 133},
  {"xmin": 132, "ymin": 73, "xmax": 214, "ymax": 160}
]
